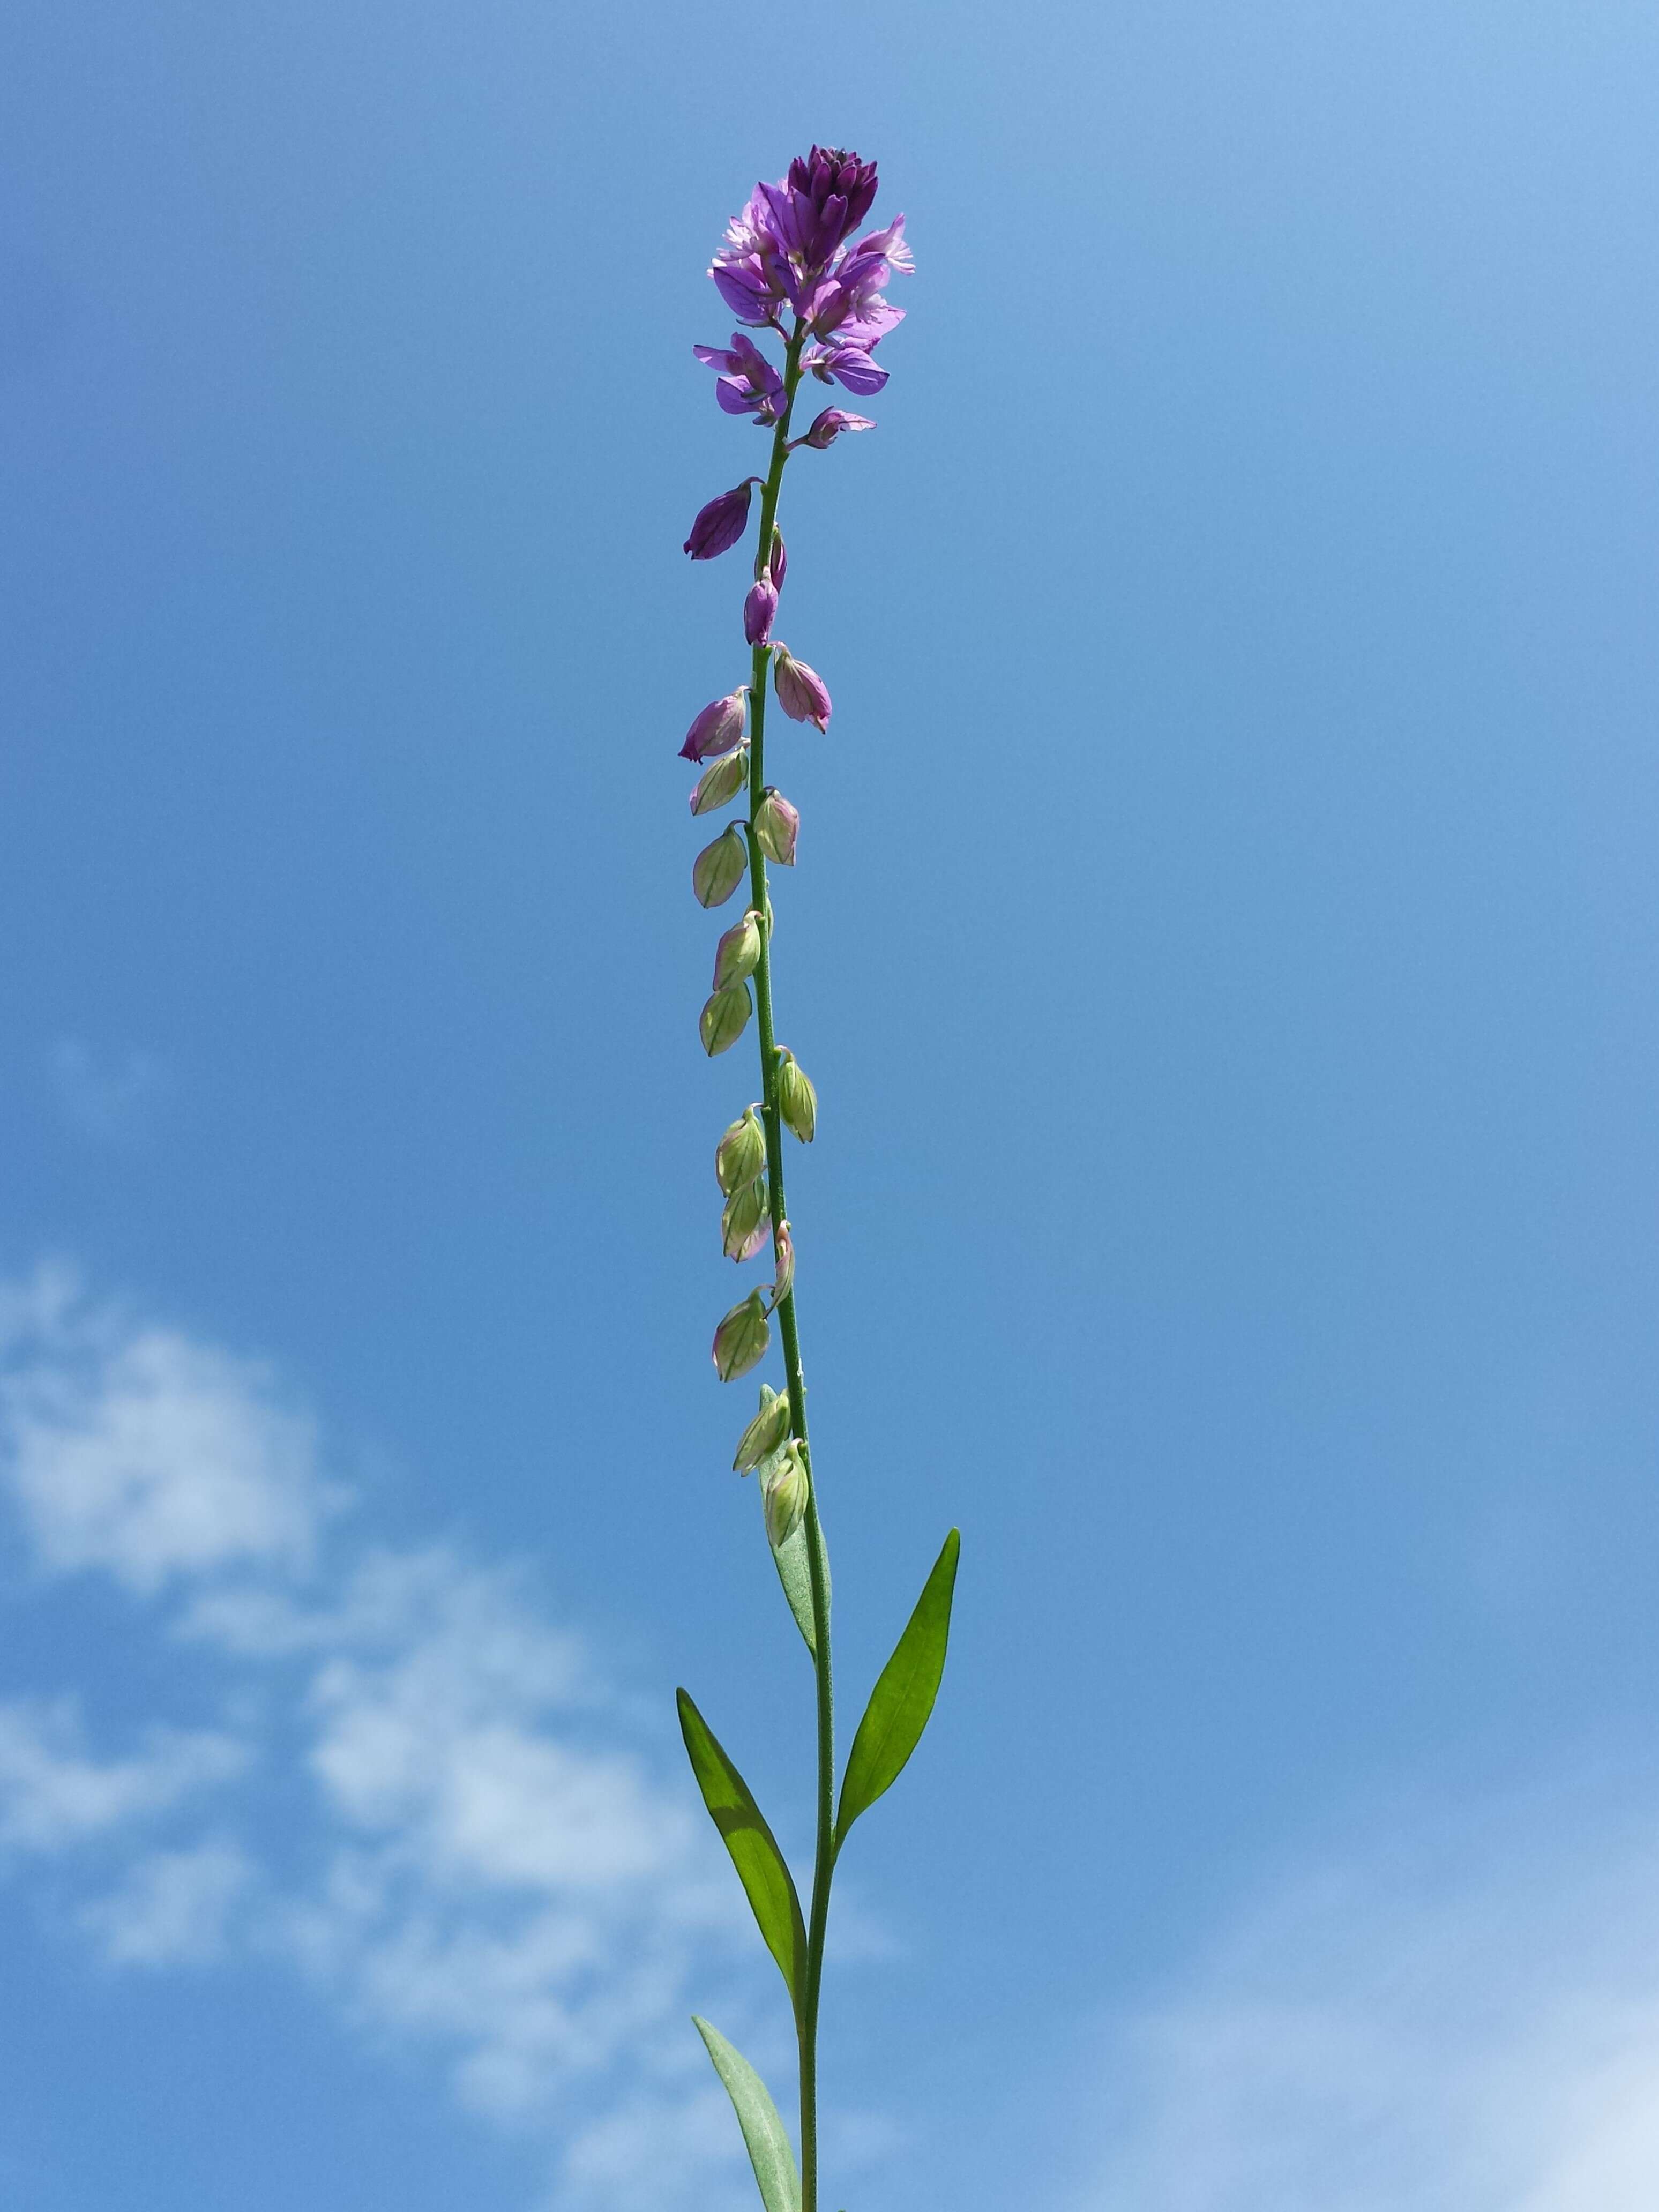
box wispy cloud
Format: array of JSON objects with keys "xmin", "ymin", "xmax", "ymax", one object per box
[
  {"xmin": 0, "ymin": 1265, "xmax": 789, "ymax": 2212},
  {"xmin": 1071, "ymin": 1772, "xmax": 1659, "ymax": 2212}
]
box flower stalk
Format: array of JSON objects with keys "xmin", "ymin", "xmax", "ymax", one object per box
[{"xmin": 674, "ymin": 148, "xmax": 955, "ymax": 2212}]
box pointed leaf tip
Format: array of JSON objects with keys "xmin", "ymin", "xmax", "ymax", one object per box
[
  {"xmin": 693, "ymin": 2016, "xmax": 801, "ymax": 2212},
  {"xmin": 677, "ymin": 1690, "xmax": 808, "ymax": 2013},
  {"xmin": 835, "ymin": 1528, "xmax": 960, "ymax": 1850}
]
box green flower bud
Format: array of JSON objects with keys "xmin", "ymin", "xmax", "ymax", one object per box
[
  {"xmin": 763, "ymin": 1440, "xmax": 810, "ymax": 1549},
  {"xmin": 700, "ymin": 984, "xmax": 751, "ymax": 1057},
  {"xmin": 715, "ymin": 1107, "xmax": 767, "ymax": 1195},
  {"xmin": 776, "ymin": 1051, "xmax": 817, "ymax": 1143},
  {"xmin": 753, "ymin": 788, "xmax": 799, "ymax": 866},
  {"xmin": 712, "ymin": 909, "xmax": 764, "ymax": 992},
  {"xmin": 689, "ymin": 745, "xmax": 750, "ymax": 817},
  {"xmin": 693, "ymin": 826, "xmax": 749, "ymax": 909},
  {"xmin": 720, "ymin": 1175, "xmax": 770, "ymax": 1261},
  {"xmin": 712, "ymin": 1289, "xmax": 769, "ymax": 1382},
  {"xmin": 734, "ymin": 1382, "xmax": 791, "ymax": 1473}
]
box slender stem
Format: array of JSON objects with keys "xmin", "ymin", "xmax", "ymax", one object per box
[{"xmin": 743, "ymin": 322, "xmax": 837, "ymax": 2212}]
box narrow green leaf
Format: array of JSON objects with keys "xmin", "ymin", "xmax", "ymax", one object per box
[
  {"xmin": 677, "ymin": 1689, "xmax": 808, "ymax": 2012},
  {"xmin": 771, "ymin": 1506, "xmax": 832, "ymax": 1657},
  {"xmin": 835, "ymin": 1528, "xmax": 960, "ymax": 1850},
  {"xmin": 692, "ymin": 2016, "xmax": 801, "ymax": 2212}
]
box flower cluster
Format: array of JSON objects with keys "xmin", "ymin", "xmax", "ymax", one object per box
[
  {"xmin": 673, "ymin": 147, "xmax": 908, "ymax": 1541},
  {"xmin": 692, "ymin": 143, "xmax": 912, "ymax": 435}
]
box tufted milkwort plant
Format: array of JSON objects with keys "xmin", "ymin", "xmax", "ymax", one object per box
[{"xmin": 674, "ymin": 148, "xmax": 959, "ymax": 2212}]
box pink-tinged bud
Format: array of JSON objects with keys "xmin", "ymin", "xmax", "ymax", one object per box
[
  {"xmin": 763, "ymin": 1439, "xmax": 809, "ymax": 1548},
  {"xmin": 715, "ymin": 1106, "xmax": 766, "ymax": 1195},
  {"xmin": 743, "ymin": 579, "xmax": 779, "ymax": 648},
  {"xmin": 684, "ymin": 480, "xmax": 757, "ymax": 560},
  {"xmin": 734, "ymin": 1383, "xmax": 791, "ymax": 1473},
  {"xmin": 771, "ymin": 1219, "xmax": 795, "ymax": 1306},
  {"xmin": 713, "ymin": 1289, "xmax": 769, "ymax": 1382},
  {"xmin": 776, "ymin": 1051, "xmax": 817, "ymax": 1142},
  {"xmin": 712, "ymin": 909, "xmax": 764, "ymax": 992},
  {"xmin": 769, "ymin": 530, "xmax": 786, "ymax": 588},
  {"xmin": 689, "ymin": 745, "xmax": 749, "ymax": 816},
  {"xmin": 680, "ymin": 688, "xmax": 748, "ymax": 763},
  {"xmin": 801, "ymin": 408, "xmax": 877, "ymax": 450},
  {"xmin": 700, "ymin": 984, "xmax": 751, "ymax": 1057},
  {"xmin": 772, "ymin": 647, "xmax": 832, "ymax": 733},
  {"xmin": 721, "ymin": 1175, "xmax": 771, "ymax": 1261},
  {"xmin": 753, "ymin": 788, "xmax": 799, "ymax": 866},
  {"xmin": 692, "ymin": 825, "xmax": 748, "ymax": 908}
]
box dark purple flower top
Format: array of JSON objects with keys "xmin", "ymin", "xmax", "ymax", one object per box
[{"xmin": 701, "ymin": 147, "xmax": 912, "ymax": 418}]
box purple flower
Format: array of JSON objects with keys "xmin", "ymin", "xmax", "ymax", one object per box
[
  {"xmin": 744, "ymin": 578, "xmax": 778, "ymax": 647},
  {"xmin": 709, "ymin": 191, "xmax": 794, "ymax": 326},
  {"xmin": 683, "ymin": 480, "xmax": 759, "ymax": 560},
  {"xmin": 681, "ymin": 687, "xmax": 749, "ymax": 762},
  {"xmin": 803, "ymin": 343, "xmax": 888, "ymax": 398},
  {"xmin": 769, "ymin": 530, "xmax": 786, "ymax": 588},
  {"xmin": 758, "ymin": 147, "xmax": 879, "ymax": 279},
  {"xmin": 799, "ymin": 408, "xmax": 876, "ymax": 451},
  {"xmin": 693, "ymin": 332, "xmax": 787, "ymax": 424},
  {"xmin": 772, "ymin": 647, "xmax": 832, "ymax": 733},
  {"xmin": 848, "ymin": 214, "xmax": 914, "ymax": 279}
]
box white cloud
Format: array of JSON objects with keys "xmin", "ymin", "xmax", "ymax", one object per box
[
  {"xmin": 0, "ymin": 1695, "xmax": 245, "ymax": 1852},
  {"xmin": 80, "ymin": 1837, "xmax": 256, "ymax": 1964},
  {"xmin": 0, "ymin": 1266, "xmax": 341, "ymax": 1589},
  {"xmin": 0, "ymin": 1267, "xmax": 781, "ymax": 2212},
  {"xmin": 1073, "ymin": 1777, "xmax": 1659, "ymax": 2212}
]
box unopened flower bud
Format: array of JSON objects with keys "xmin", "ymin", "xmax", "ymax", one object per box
[
  {"xmin": 689, "ymin": 745, "xmax": 749, "ymax": 816},
  {"xmin": 734, "ymin": 1382, "xmax": 791, "ymax": 1473},
  {"xmin": 772, "ymin": 647, "xmax": 832, "ymax": 733},
  {"xmin": 776, "ymin": 1051, "xmax": 817, "ymax": 1142},
  {"xmin": 680, "ymin": 688, "xmax": 748, "ymax": 763},
  {"xmin": 763, "ymin": 1439, "xmax": 810, "ymax": 1549},
  {"xmin": 771, "ymin": 1219, "xmax": 795, "ymax": 1305},
  {"xmin": 753, "ymin": 788, "xmax": 799, "ymax": 866},
  {"xmin": 801, "ymin": 407, "xmax": 877, "ymax": 450},
  {"xmin": 700, "ymin": 984, "xmax": 751, "ymax": 1057},
  {"xmin": 769, "ymin": 529, "xmax": 786, "ymax": 588},
  {"xmin": 683, "ymin": 480, "xmax": 757, "ymax": 561},
  {"xmin": 715, "ymin": 1107, "xmax": 766, "ymax": 1195},
  {"xmin": 712, "ymin": 909, "xmax": 763, "ymax": 992},
  {"xmin": 692, "ymin": 825, "xmax": 748, "ymax": 908},
  {"xmin": 721, "ymin": 1175, "xmax": 771, "ymax": 1261},
  {"xmin": 743, "ymin": 579, "xmax": 779, "ymax": 648},
  {"xmin": 712, "ymin": 1289, "xmax": 769, "ymax": 1382}
]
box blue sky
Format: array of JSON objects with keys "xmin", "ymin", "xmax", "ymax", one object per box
[{"xmin": 1, "ymin": 1, "xmax": 1657, "ymax": 2206}]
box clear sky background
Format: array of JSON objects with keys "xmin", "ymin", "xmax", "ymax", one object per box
[{"xmin": 2, "ymin": 3, "xmax": 1656, "ymax": 2208}]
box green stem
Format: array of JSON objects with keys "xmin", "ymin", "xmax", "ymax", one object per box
[{"xmin": 743, "ymin": 322, "xmax": 836, "ymax": 2212}]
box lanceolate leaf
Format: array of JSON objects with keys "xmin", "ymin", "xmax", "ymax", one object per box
[
  {"xmin": 835, "ymin": 1528, "xmax": 960, "ymax": 1851},
  {"xmin": 693, "ymin": 2015, "xmax": 802, "ymax": 2212},
  {"xmin": 771, "ymin": 1495, "xmax": 832, "ymax": 1656},
  {"xmin": 677, "ymin": 1689, "xmax": 808, "ymax": 2014}
]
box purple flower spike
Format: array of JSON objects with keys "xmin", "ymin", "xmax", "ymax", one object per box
[
  {"xmin": 744, "ymin": 578, "xmax": 779, "ymax": 648},
  {"xmin": 694, "ymin": 333, "xmax": 788, "ymax": 425},
  {"xmin": 801, "ymin": 408, "xmax": 876, "ymax": 451},
  {"xmin": 680, "ymin": 687, "xmax": 749, "ymax": 762},
  {"xmin": 760, "ymin": 147, "xmax": 879, "ymax": 278},
  {"xmin": 773, "ymin": 647, "xmax": 832, "ymax": 733},
  {"xmin": 684, "ymin": 480, "xmax": 759, "ymax": 561}
]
